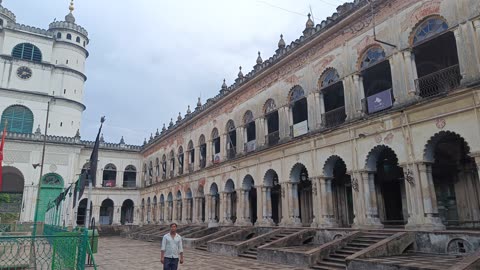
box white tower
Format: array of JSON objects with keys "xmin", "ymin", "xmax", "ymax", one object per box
[{"xmin": 0, "ymin": 0, "xmax": 89, "ymax": 137}]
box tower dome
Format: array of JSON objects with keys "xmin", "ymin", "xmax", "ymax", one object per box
[{"xmin": 48, "ymin": 0, "xmax": 89, "ymax": 42}]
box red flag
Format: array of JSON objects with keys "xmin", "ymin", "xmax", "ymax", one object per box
[{"xmin": 0, "ymin": 121, "xmax": 6, "ymax": 192}]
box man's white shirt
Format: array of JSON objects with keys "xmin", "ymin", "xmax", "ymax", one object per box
[{"xmin": 161, "ymin": 233, "xmax": 183, "ymax": 259}]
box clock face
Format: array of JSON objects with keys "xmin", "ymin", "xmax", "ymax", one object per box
[{"xmin": 17, "ymin": 66, "xmax": 32, "ymax": 80}]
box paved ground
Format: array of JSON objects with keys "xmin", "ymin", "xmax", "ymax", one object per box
[{"xmin": 92, "ymin": 237, "xmax": 308, "ymax": 270}]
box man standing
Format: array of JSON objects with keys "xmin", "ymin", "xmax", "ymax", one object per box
[{"xmin": 161, "ymin": 223, "xmax": 184, "ymax": 270}]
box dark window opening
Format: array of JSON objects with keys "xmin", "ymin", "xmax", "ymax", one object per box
[
  {"xmin": 362, "ymin": 61, "xmax": 393, "ymax": 114},
  {"xmin": 76, "ymin": 36, "xmax": 81, "ymax": 43},
  {"xmin": 414, "ymin": 32, "xmax": 460, "ymax": 98},
  {"xmin": 292, "ymin": 98, "xmax": 308, "ymax": 124},
  {"xmin": 227, "ymin": 130, "xmax": 236, "ymax": 159},
  {"xmin": 67, "ymin": 33, "xmax": 72, "ymax": 40},
  {"xmin": 178, "ymin": 154, "xmax": 184, "ymax": 174},
  {"xmin": 102, "ymin": 165, "xmax": 117, "ymax": 187},
  {"xmin": 213, "ymin": 137, "xmax": 220, "ymax": 154},
  {"xmin": 56, "ymin": 32, "xmax": 62, "ymax": 39},
  {"xmin": 322, "ymin": 82, "xmax": 346, "ymax": 127},
  {"xmin": 246, "ymin": 122, "xmax": 256, "ymax": 142},
  {"xmin": 266, "ymin": 111, "xmax": 279, "ymax": 146},
  {"xmin": 200, "ymin": 144, "xmax": 206, "ymax": 168}
]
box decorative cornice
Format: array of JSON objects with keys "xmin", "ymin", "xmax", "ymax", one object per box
[
  {"xmin": 142, "ymin": 0, "xmax": 370, "ymax": 151},
  {"xmin": 1, "ymin": 130, "xmax": 141, "ymax": 152}
]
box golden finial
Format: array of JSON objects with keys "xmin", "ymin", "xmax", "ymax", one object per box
[{"xmin": 69, "ymin": 0, "xmax": 74, "ymax": 12}]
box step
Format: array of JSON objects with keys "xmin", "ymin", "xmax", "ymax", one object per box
[
  {"xmin": 239, "ymin": 253, "xmax": 257, "ymax": 259},
  {"xmin": 353, "ymin": 239, "xmax": 379, "ymax": 244},
  {"xmin": 316, "ymin": 260, "xmax": 346, "ymax": 268},
  {"xmin": 330, "ymin": 253, "xmax": 349, "ymax": 259},
  {"xmin": 324, "ymin": 257, "xmax": 345, "ymax": 264},
  {"xmin": 335, "ymin": 250, "xmax": 356, "ymax": 256},
  {"xmin": 348, "ymin": 243, "xmax": 371, "ymax": 248},
  {"xmin": 244, "ymin": 250, "xmax": 258, "ymax": 255},
  {"xmin": 311, "ymin": 265, "xmax": 344, "ymax": 270}
]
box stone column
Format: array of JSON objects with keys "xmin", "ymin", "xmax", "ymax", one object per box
[
  {"xmin": 402, "ymin": 50, "xmax": 419, "ymax": 101},
  {"xmin": 342, "ymin": 76, "xmax": 355, "ymax": 121},
  {"xmin": 220, "ymin": 192, "xmax": 227, "ymax": 224},
  {"xmin": 454, "ymin": 23, "xmax": 480, "ymax": 84},
  {"xmin": 225, "ymin": 193, "xmax": 232, "ymax": 224},
  {"xmin": 278, "ymin": 106, "xmax": 290, "ymax": 142},
  {"xmin": 117, "ymin": 170, "xmax": 123, "ymax": 188},
  {"xmin": 473, "ymin": 20, "xmax": 480, "ymax": 78},
  {"xmin": 317, "ymin": 176, "xmax": 337, "ymax": 227},
  {"xmin": 192, "ymin": 197, "xmax": 198, "ymax": 224},
  {"xmin": 359, "ymin": 171, "xmax": 383, "ymax": 228},
  {"xmin": 181, "ymin": 198, "xmax": 187, "ymax": 224},
  {"xmin": 307, "ymin": 93, "xmax": 320, "ymax": 131},
  {"xmin": 258, "ymin": 186, "xmax": 269, "ymax": 225},
  {"xmin": 256, "ymin": 118, "xmax": 266, "ymax": 147},
  {"xmin": 318, "ymin": 92, "xmax": 326, "ymax": 128},
  {"xmin": 290, "ymin": 182, "xmax": 302, "ymax": 226},
  {"xmin": 236, "ymin": 127, "xmax": 245, "ymax": 155},
  {"xmin": 352, "ymin": 74, "xmax": 365, "ymax": 118},
  {"xmin": 220, "ymin": 134, "xmax": 227, "ymax": 161},
  {"xmin": 400, "ymin": 165, "xmax": 421, "ymax": 229},
  {"xmin": 92, "ymin": 205, "xmax": 100, "ymax": 225},
  {"xmin": 235, "ymin": 189, "xmax": 246, "ymax": 226},
  {"xmin": 417, "ymin": 162, "xmax": 445, "ymax": 230}
]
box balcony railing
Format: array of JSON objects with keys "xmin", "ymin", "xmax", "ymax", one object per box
[
  {"xmin": 244, "ymin": 140, "xmax": 256, "ymax": 153},
  {"xmin": 266, "ymin": 131, "xmax": 280, "ymax": 146},
  {"xmin": 169, "ymin": 171, "xmax": 174, "ymax": 178},
  {"xmin": 188, "ymin": 163, "xmax": 194, "ymax": 173},
  {"xmin": 322, "ymin": 106, "xmax": 346, "ymax": 128},
  {"xmin": 227, "ymin": 148, "xmax": 236, "ymax": 160},
  {"xmin": 415, "ymin": 64, "xmax": 461, "ymax": 99},
  {"xmin": 123, "ymin": 181, "xmax": 136, "ymax": 188},
  {"xmin": 102, "ymin": 180, "xmax": 116, "ymax": 187},
  {"xmin": 199, "ymin": 159, "xmax": 206, "ymax": 169},
  {"xmin": 178, "ymin": 166, "xmax": 183, "ymax": 175}
]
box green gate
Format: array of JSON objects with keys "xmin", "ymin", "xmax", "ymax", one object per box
[{"xmin": 36, "ymin": 173, "xmax": 64, "ymax": 222}]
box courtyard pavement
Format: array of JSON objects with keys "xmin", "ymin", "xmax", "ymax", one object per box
[{"xmin": 92, "ymin": 236, "xmax": 308, "ymax": 270}]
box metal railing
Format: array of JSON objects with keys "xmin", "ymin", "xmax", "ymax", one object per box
[
  {"xmin": 188, "ymin": 164, "xmax": 194, "ymax": 173},
  {"xmin": 227, "ymin": 148, "xmax": 236, "ymax": 160},
  {"xmin": 199, "ymin": 159, "xmax": 206, "ymax": 169},
  {"xmin": 266, "ymin": 131, "xmax": 280, "ymax": 146},
  {"xmin": 415, "ymin": 64, "xmax": 461, "ymax": 99},
  {"xmin": 322, "ymin": 106, "xmax": 346, "ymax": 128},
  {"xmin": 123, "ymin": 181, "xmax": 136, "ymax": 188},
  {"xmin": 0, "ymin": 225, "xmax": 93, "ymax": 270}
]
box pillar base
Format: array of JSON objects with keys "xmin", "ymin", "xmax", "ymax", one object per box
[
  {"xmin": 208, "ymin": 221, "xmax": 220, "ymax": 228},
  {"xmin": 280, "ymin": 218, "xmax": 302, "ymax": 227},
  {"xmin": 221, "ymin": 220, "xmax": 234, "ymax": 226},
  {"xmin": 317, "ymin": 217, "xmax": 339, "ymax": 228},
  {"xmin": 235, "ymin": 220, "xmax": 253, "ymax": 226},
  {"xmin": 256, "ymin": 218, "xmax": 275, "ymax": 227}
]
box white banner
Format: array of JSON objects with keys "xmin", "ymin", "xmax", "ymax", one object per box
[{"xmin": 293, "ymin": 121, "xmax": 308, "ymax": 137}]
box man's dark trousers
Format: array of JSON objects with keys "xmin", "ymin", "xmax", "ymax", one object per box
[{"xmin": 163, "ymin": 257, "xmax": 179, "ymax": 270}]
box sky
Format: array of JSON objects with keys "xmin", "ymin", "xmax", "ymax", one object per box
[{"xmin": 7, "ymin": 0, "xmax": 341, "ymax": 145}]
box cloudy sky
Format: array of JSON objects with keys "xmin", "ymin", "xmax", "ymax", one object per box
[{"xmin": 8, "ymin": 0, "xmax": 341, "ymax": 145}]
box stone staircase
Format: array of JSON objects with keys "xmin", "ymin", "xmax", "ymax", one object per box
[
  {"xmin": 361, "ymin": 251, "xmax": 466, "ymax": 270},
  {"xmin": 311, "ymin": 231, "xmax": 394, "ymax": 270},
  {"xmin": 239, "ymin": 229, "xmax": 298, "ymax": 260}
]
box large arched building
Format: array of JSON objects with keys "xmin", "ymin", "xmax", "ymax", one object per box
[
  {"xmin": 0, "ymin": 1, "xmax": 141, "ymax": 226},
  {"xmin": 139, "ymin": 0, "xmax": 480, "ymax": 231}
]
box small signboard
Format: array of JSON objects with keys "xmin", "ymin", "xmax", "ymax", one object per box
[
  {"xmin": 213, "ymin": 153, "xmax": 221, "ymax": 163},
  {"xmin": 245, "ymin": 140, "xmax": 256, "ymax": 152},
  {"xmin": 293, "ymin": 120, "xmax": 308, "ymax": 137},
  {"xmin": 367, "ymin": 89, "xmax": 393, "ymax": 113}
]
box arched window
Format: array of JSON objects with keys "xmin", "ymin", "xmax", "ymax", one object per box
[
  {"xmin": 360, "ymin": 46, "xmax": 393, "ymax": 114},
  {"xmin": 264, "ymin": 99, "xmax": 279, "ymax": 146},
  {"xmin": 56, "ymin": 32, "xmax": 62, "ymax": 39},
  {"xmin": 199, "ymin": 135, "xmax": 206, "ymax": 168},
  {"xmin": 12, "ymin": 43, "xmax": 42, "ymax": 62},
  {"xmin": 226, "ymin": 120, "xmax": 236, "ymax": 159},
  {"xmin": 187, "ymin": 140, "xmax": 195, "ymax": 172},
  {"xmin": 244, "ymin": 110, "xmax": 256, "ymax": 152},
  {"xmin": 413, "ymin": 18, "xmax": 448, "ymax": 45},
  {"xmin": 161, "ymin": 155, "xmax": 167, "ymax": 180},
  {"xmin": 211, "ymin": 128, "xmax": 220, "ymax": 163},
  {"xmin": 1, "ymin": 105, "xmax": 34, "ymax": 134},
  {"xmin": 155, "ymin": 158, "xmax": 160, "ymax": 178},
  {"xmin": 320, "ymin": 68, "xmax": 346, "ymax": 127},
  {"xmin": 102, "ymin": 164, "xmax": 117, "ymax": 187},
  {"xmin": 169, "ymin": 150, "xmax": 175, "ymax": 178},
  {"xmin": 66, "ymin": 33, "xmax": 72, "ymax": 40},
  {"xmin": 289, "ymin": 86, "xmax": 308, "ymax": 137},
  {"xmin": 178, "ymin": 146, "xmax": 184, "ymax": 175},
  {"xmin": 123, "ymin": 165, "xmax": 136, "ymax": 188},
  {"xmin": 76, "ymin": 36, "xmax": 81, "ymax": 43},
  {"xmin": 412, "ymin": 17, "xmax": 460, "ymax": 98}
]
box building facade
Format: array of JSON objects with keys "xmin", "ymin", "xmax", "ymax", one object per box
[
  {"xmin": 139, "ymin": 0, "xmax": 480, "ymax": 230},
  {"xmin": 0, "ymin": 1, "xmax": 142, "ymax": 226}
]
